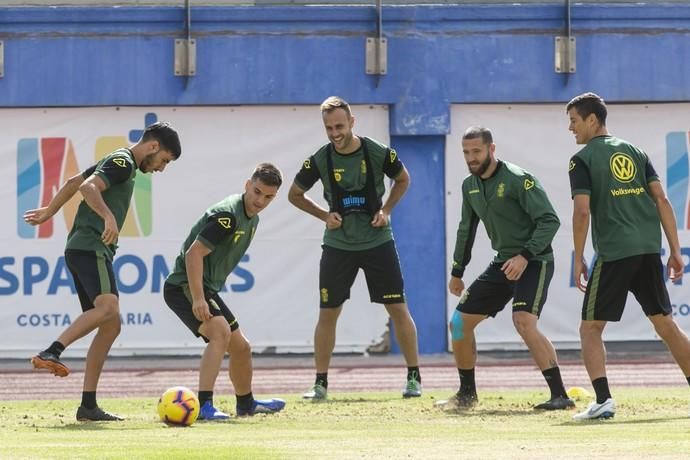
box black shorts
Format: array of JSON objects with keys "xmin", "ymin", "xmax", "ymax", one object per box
[
  {"xmin": 319, "ymin": 240, "xmax": 405, "ymax": 308},
  {"xmin": 457, "ymin": 260, "xmax": 554, "ymax": 318},
  {"xmin": 163, "ymin": 282, "xmax": 239, "ymax": 343},
  {"xmin": 582, "ymin": 253, "xmax": 672, "ymax": 321},
  {"xmin": 64, "ymin": 249, "xmax": 118, "ymax": 312}
]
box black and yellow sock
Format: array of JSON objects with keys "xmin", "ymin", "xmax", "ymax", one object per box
[
  {"xmin": 45, "ymin": 341, "xmax": 65, "ymax": 358},
  {"xmin": 198, "ymin": 390, "xmax": 213, "ymax": 407},
  {"xmin": 406, "ymin": 367, "xmax": 421, "ymax": 383},
  {"xmin": 236, "ymin": 392, "xmax": 254, "ymax": 412},
  {"xmin": 316, "ymin": 373, "xmax": 328, "ymax": 388},
  {"xmin": 458, "ymin": 368, "xmax": 476, "ymax": 395},
  {"xmin": 81, "ymin": 391, "xmax": 97, "ymax": 410},
  {"xmin": 592, "ymin": 377, "xmax": 612, "ymax": 404},
  {"xmin": 542, "ymin": 366, "xmax": 567, "ymax": 399}
]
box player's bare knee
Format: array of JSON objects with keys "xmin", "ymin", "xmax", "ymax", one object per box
[
  {"xmin": 205, "ymin": 320, "xmax": 232, "ymax": 346},
  {"xmin": 234, "ymin": 337, "xmax": 252, "ymax": 358},
  {"xmin": 651, "ymin": 316, "xmax": 679, "ymax": 340},
  {"xmin": 579, "ymin": 321, "xmax": 604, "ymax": 340},
  {"xmin": 102, "ymin": 303, "xmax": 120, "ymax": 323},
  {"xmin": 512, "ymin": 312, "xmax": 536, "ymax": 336},
  {"xmin": 228, "ymin": 332, "xmax": 251, "ymax": 359}
]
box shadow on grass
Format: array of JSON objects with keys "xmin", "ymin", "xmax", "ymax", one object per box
[
  {"xmin": 441, "ymin": 409, "xmax": 533, "ymax": 417},
  {"xmin": 302, "ymin": 397, "xmax": 394, "ymax": 404},
  {"xmin": 558, "ymin": 415, "xmax": 688, "ymax": 426},
  {"xmin": 43, "ymin": 420, "xmax": 236, "ymax": 431}
]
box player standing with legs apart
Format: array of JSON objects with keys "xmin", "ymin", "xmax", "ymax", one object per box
[
  {"xmin": 567, "ymin": 92, "xmax": 690, "ymax": 420},
  {"xmin": 164, "ymin": 163, "xmax": 286, "ymax": 420},
  {"xmin": 437, "ymin": 126, "xmax": 573, "ymax": 411},
  {"xmin": 288, "ymin": 96, "xmax": 422, "ymax": 400},
  {"xmin": 27, "ymin": 122, "xmax": 181, "ymax": 421}
]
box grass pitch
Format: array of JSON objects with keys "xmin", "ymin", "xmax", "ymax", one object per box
[{"xmin": 1, "ymin": 388, "xmax": 688, "ymax": 459}]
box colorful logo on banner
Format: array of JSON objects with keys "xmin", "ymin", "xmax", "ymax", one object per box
[
  {"xmin": 16, "ymin": 113, "xmax": 158, "ymax": 238},
  {"xmin": 667, "ymin": 130, "xmax": 690, "ymax": 229}
]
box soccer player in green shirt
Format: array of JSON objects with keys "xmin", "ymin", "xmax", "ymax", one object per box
[
  {"xmin": 26, "ymin": 122, "xmax": 181, "ymax": 421},
  {"xmin": 164, "ymin": 163, "xmax": 285, "ymax": 419},
  {"xmin": 567, "ymin": 92, "xmax": 690, "ymax": 420},
  {"xmin": 288, "ymin": 96, "xmax": 422, "ymax": 400},
  {"xmin": 437, "ymin": 126, "xmax": 573, "ymax": 412}
]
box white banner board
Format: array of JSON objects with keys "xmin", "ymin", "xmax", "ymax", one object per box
[
  {"xmin": 0, "ymin": 106, "xmax": 390, "ymax": 357},
  {"xmin": 446, "ymin": 103, "xmax": 690, "ymax": 349}
]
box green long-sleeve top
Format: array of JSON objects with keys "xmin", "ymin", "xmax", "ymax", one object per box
[{"xmin": 451, "ymin": 160, "xmax": 560, "ymax": 278}]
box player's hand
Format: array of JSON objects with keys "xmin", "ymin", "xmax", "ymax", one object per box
[
  {"xmin": 192, "ymin": 299, "xmax": 212, "ymax": 322},
  {"xmin": 667, "ymin": 251, "xmax": 684, "ymax": 283},
  {"xmin": 23, "ymin": 207, "xmax": 52, "ymax": 226},
  {"xmin": 573, "ymin": 257, "xmax": 589, "ymax": 293},
  {"xmin": 325, "ymin": 212, "xmax": 343, "ymax": 230},
  {"xmin": 448, "ymin": 276, "xmax": 465, "ymax": 297},
  {"xmin": 101, "ymin": 215, "xmax": 119, "ymax": 245},
  {"xmin": 501, "ymin": 255, "xmax": 528, "ymax": 281},
  {"xmin": 371, "ymin": 210, "xmax": 390, "ymax": 227}
]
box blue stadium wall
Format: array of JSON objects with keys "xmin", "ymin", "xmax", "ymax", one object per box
[{"xmin": 2, "ymin": 3, "xmax": 689, "ymax": 353}]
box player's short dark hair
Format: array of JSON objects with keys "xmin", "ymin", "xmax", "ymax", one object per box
[
  {"xmin": 251, "ymin": 162, "xmax": 283, "ymax": 188},
  {"xmin": 320, "ymin": 96, "xmax": 352, "ymax": 118},
  {"xmin": 462, "ymin": 126, "xmax": 493, "ymax": 145},
  {"xmin": 566, "ymin": 92, "xmax": 607, "ymax": 126},
  {"xmin": 141, "ymin": 121, "xmax": 182, "ymax": 159}
]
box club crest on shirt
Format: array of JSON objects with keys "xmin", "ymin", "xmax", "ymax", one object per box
[
  {"xmin": 610, "ymin": 152, "xmax": 636, "ymax": 183},
  {"xmin": 497, "ymin": 183, "xmax": 505, "ymax": 198},
  {"xmin": 217, "ymin": 217, "xmax": 233, "ymax": 229}
]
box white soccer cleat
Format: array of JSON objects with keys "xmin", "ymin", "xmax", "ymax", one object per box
[
  {"xmin": 302, "ymin": 383, "xmax": 327, "ymax": 401},
  {"xmin": 573, "ymin": 398, "xmax": 616, "ymax": 421}
]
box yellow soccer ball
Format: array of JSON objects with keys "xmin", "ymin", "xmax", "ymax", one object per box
[
  {"xmin": 566, "ymin": 386, "xmax": 592, "ymax": 401},
  {"xmin": 157, "ymin": 386, "xmax": 200, "ymax": 426}
]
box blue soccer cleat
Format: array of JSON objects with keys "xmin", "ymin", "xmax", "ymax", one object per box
[
  {"xmin": 236, "ymin": 398, "xmax": 286, "ymax": 416},
  {"xmin": 198, "ymin": 401, "xmax": 231, "ymax": 421}
]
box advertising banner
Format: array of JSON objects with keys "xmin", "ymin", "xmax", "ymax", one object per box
[
  {"xmin": 446, "ymin": 103, "xmax": 690, "ymax": 349},
  {"xmin": 0, "ymin": 106, "xmax": 391, "ymax": 357}
]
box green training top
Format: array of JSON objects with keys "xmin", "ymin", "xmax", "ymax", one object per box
[
  {"xmin": 568, "ymin": 135, "xmax": 661, "ymax": 262},
  {"xmin": 451, "ymin": 161, "xmax": 560, "ymax": 278},
  {"xmin": 166, "ymin": 194, "xmax": 258, "ymax": 294},
  {"xmin": 65, "ymin": 148, "xmax": 137, "ymax": 259},
  {"xmin": 294, "ymin": 136, "xmax": 403, "ymax": 251}
]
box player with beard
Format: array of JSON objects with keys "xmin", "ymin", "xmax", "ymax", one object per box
[
  {"xmin": 288, "ymin": 96, "xmax": 422, "ymax": 400},
  {"xmin": 436, "ymin": 126, "xmax": 573, "ymax": 412},
  {"xmin": 25, "ymin": 121, "xmax": 181, "ymax": 421}
]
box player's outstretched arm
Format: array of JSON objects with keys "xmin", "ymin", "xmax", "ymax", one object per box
[{"xmin": 23, "ymin": 172, "xmax": 85, "ymax": 226}]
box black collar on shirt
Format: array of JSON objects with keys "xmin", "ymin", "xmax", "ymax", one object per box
[{"xmin": 481, "ymin": 160, "xmax": 503, "ymax": 181}]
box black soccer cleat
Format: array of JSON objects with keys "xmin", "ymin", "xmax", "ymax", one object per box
[
  {"xmin": 435, "ymin": 391, "xmax": 478, "ymax": 411},
  {"xmin": 76, "ymin": 406, "xmax": 124, "ymax": 422},
  {"xmin": 534, "ymin": 395, "xmax": 576, "ymax": 411}
]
